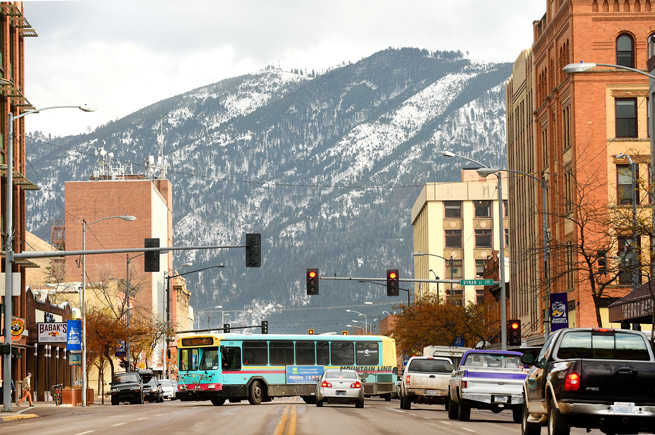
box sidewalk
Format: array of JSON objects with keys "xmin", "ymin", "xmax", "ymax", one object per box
[{"xmin": 1, "ymin": 397, "xmax": 110, "ymax": 422}]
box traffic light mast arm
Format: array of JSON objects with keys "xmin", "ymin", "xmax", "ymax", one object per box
[
  {"xmin": 13, "ymin": 244, "xmax": 246, "ymax": 260},
  {"xmin": 320, "ymin": 276, "xmax": 460, "ymax": 284}
]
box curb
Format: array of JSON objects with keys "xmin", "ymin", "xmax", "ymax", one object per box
[{"xmin": 1, "ymin": 413, "xmax": 38, "ymax": 422}]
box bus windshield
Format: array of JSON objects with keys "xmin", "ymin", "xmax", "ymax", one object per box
[{"xmin": 199, "ymin": 347, "xmax": 220, "ymax": 370}]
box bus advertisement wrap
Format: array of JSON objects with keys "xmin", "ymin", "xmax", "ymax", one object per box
[{"xmin": 286, "ymin": 365, "xmax": 324, "ymax": 384}]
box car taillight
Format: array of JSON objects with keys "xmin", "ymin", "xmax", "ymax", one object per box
[
  {"xmin": 321, "ymin": 381, "xmax": 332, "ymax": 388},
  {"xmin": 350, "ymin": 381, "xmax": 361, "ymax": 389},
  {"xmin": 564, "ymin": 373, "xmax": 580, "ymax": 391},
  {"xmin": 405, "ymin": 375, "xmax": 410, "ymax": 384},
  {"xmin": 461, "ymin": 380, "xmax": 467, "ymax": 389}
]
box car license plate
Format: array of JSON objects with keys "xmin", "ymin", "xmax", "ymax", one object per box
[
  {"xmin": 611, "ymin": 402, "xmax": 635, "ymax": 414},
  {"xmin": 426, "ymin": 390, "xmax": 437, "ymax": 396},
  {"xmin": 336, "ymin": 390, "xmax": 346, "ymax": 396},
  {"xmin": 494, "ymin": 395, "xmax": 509, "ymax": 403}
]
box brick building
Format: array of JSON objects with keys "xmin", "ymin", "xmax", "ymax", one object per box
[{"xmin": 507, "ymin": 0, "xmax": 655, "ymax": 342}]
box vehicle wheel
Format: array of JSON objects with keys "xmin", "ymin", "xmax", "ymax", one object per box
[
  {"xmin": 457, "ymin": 402, "xmax": 471, "ymax": 422},
  {"xmin": 248, "ymin": 380, "xmax": 264, "ymax": 405},
  {"xmin": 512, "ymin": 406, "xmax": 522, "ymax": 423},
  {"xmin": 139, "ymin": 393, "xmax": 145, "ymax": 404},
  {"xmin": 447, "ymin": 397, "xmax": 459, "ymax": 420},
  {"xmin": 356, "ymin": 399, "xmax": 364, "ymax": 408},
  {"xmin": 384, "ymin": 394, "xmax": 391, "ymax": 402},
  {"xmin": 400, "ymin": 395, "xmax": 411, "ymax": 410},
  {"xmin": 301, "ymin": 396, "xmax": 316, "ymax": 404},
  {"xmin": 211, "ymin": 398, "xmax": 226, "ymax": 406},
  {"xmin": 111, "ymin": 397, "xmax": 119, "ymax": 406},
  {"xmin": 521, "ymin": 403, "xmax": 541, "ymax": 435},
  {"xmin": 547, "ymin": 398, "xmax": 570, "ymax": 435},
  {"xmin": 316, "ymin": 399, "xmax": 323, "ymax": 407}
]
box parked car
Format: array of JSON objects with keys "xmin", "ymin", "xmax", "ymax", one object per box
[
  {"xmin": 139, "ymin": 370, "xmax": 164, "ymax": 403},
  {"xmin": 448, "ymin": 349, "xmax": 527, "ymax": 423},
  {"xmin": 316, "ymin": 369, "xmax": 364, "ymax": 408},
  {"xmin": 399, "ymin": 356, "xmax": 453, "ymax": 410},
  {"xmin": 521, "ymin": 327, "xmax": 655, "ymax": 435},
  {"xmin": 110, "ymin": 371, "xmax": 144, "ymax": 405},
  {"xmin": 159, "ymin": 379, "xmax": 177, "ymax": 400}
]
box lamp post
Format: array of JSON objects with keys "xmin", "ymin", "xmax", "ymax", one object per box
[
  {"xmin": 81, "ymin": 215, "xmax": 135, "ymax": 406},
  {"xmin": 2, "ymin": 102, "xmax": 95, "ymax": 412},
  {"xmin": 564, "ymin": 60, "xmax": 655, "ymax": 279},
  {"xmin": 346, "ymin": 309, "xmax": 368, "ymax": 334},
  {"xmin": 429, "ymin": 269, "xmax": 440, "ymax": 300},
  {"xmin": 442, "ymin": 152, "xmax": 508, "ymax": 350},
  {"xmin": 617, "ymin": 153, "xmax": 640, "ymax": 291},
  {"xmin": 125, "ymin": 252, "xmax": 144, "ymax": 373},
  {"xmin": 477, "ymin": 167, "xmax": 550, "ymax": 338},
  {"xmin": 413, "ymin": 252, "xmax": 453, "ymax": 301}
]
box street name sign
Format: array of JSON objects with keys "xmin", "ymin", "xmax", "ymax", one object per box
[{"xmin": 460, "ymin": 279, "xmax": 494, "ymax": 286}]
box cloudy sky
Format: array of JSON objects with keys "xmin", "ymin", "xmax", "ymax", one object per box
[{"xmin": 23, "ymin": 0, "xmax": 545, "ymax": 137}]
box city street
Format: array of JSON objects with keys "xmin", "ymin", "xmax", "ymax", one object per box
[{"xmin": 1, "ymin": 397, "xmax": 605, "ymax": 435}]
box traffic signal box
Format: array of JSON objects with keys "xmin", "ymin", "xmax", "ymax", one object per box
[
  {"xmin": 342, "ymin": 331, "xmax": 348, "ymax": 335},
  {"xmin": 386, "ymin": 269, "xmax": 399, "ymax": 296},
  {"xmin": 261, "ymin": 320, "xmax": 269, "ymax": 334},
  {"xmin": 245, "ymin": 233, "xmax": 262, "ymax": 267},
  {"xmin": 223, "ymin": 324, "xmax": 231, "ymax": 333},
  {"xmin": 508, "ymin": 320, "xmax": 521, "ymax": 346},
  {"xmin": 144, "ymin": 238, "xmax": 160, "ymax": 272},
  {"xmin": 306, "ymin": 268, "xmax": 319, "ymax": 295},
  {"xmin": 308, "ymin": 329, "xmax": 315, "ymax": 335}
]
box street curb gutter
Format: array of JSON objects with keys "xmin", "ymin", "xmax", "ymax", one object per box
[{"xmin": 1, "ymin": 413, "xmax": 38, "ymax": 422}]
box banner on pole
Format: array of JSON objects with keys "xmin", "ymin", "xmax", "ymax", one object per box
[
  {"xmin": 550, "ymin": 293, "xmax": 569, "ymax": 331},
  {"xmin": 66, "ymin": 320, "xmax": 82, "ymax": 351}
]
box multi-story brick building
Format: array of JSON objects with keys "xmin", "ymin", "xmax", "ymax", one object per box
[
  {"xmin": 0, "ymin": 1, "xmax": 38, "ymax": 404},
  {"xmin": 412, "ymin": 169, "xmax": 510, "ymax": 306},
  {"xmin": 508, "ymin": 0, "xmax": 655, "ymax": 343}
]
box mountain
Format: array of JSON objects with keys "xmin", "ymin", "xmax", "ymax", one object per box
[{"xmin": 26, "ymin": 48, "xmax": 511, "ymax": 334}]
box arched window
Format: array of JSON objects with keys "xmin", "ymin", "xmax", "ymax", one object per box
[{"xmin": 616, "ymin": 33, "xmax": 634, "ymax": 68}]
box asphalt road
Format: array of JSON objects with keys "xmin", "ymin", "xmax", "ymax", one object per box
[{"xmin": 1, "ymin": 397, "xmax": 608, "ymax": 435}]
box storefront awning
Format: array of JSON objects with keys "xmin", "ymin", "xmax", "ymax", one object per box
[{"xmin": 608, "ymin": 281, "xmax": 655, "ymax": 324}]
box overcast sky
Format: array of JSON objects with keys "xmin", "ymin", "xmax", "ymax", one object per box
[{"xmin": 23, "ymin": 0, "xmax": 545, "ymax": 137}]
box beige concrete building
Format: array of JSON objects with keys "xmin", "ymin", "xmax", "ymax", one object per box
[{"xmin": 412, "ymin": 169, "xmax": 509, "ymax": 306}]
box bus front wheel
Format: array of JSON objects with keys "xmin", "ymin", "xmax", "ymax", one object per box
[
  {"xmin": 248, "ymin": 380, "xmax": 264, "ymax": 405},
  {"xmin": 211, "ymin": 398, "xmax": 226, "ymax": 406}
]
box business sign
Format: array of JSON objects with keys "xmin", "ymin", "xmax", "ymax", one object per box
[
  {"xmin": 38, "ymin": 322, "xmax": 67, "ymax": 343},
  {"xmin": 10, "ymin": 318, "xmax": 25, "ymax": 341},
  {"xmin": 66, "ymin": 320, "xmax": 82, "ymax": 351},
  {"xmin": 286, "ymin": 365, "xmax": 324, "ymax": 384},
  {"xmin": 550, "ymin": 293, "xmax": 569, "ymax": 332},
  {"xmin": 115, "ymin": 340, "xmax": 126, "ymax": 358}
]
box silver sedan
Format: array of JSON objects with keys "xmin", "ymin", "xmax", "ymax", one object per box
[{"xmin": 316, "ymin": 369, "xmax": 364, "ymax": 408}]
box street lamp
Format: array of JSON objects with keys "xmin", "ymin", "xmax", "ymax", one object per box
[
  {"xmin": 564, "ymin": 60, "xmax": 655, "ymax": 278},
  {"xmin": 477, "ymin": 167, "xmax": 550, "ymax": 338},
  {"xmin": 443, "ymin": 152, "xmax": 508, "ymax": 350},
  {"xmin": 429, "ymin": 269, "xmax": 440, "ymax": 300},
  {"xmin": 346, "ymin": 309, "xmax": 368, "ymax": 334},
  {"xmin": 413, "ymin": 251, "xmax": 453, "ymax": 300},
  {"xmin": 82, "ymin": 215, "xmax": 135, "ymax": 406},
  {"xmin": 2, "ymin": 103, "xmax": 95, "ymax": 412},
  {"xmin": 617, "ymin": 153, "xmax": 639, "ymax": 291}
]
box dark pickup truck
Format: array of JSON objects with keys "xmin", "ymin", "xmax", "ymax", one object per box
[{"xmin": 521, "ymin": 327, "xmax": 655, "ymax": 435}]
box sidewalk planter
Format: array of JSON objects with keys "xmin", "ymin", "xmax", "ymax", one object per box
[{"xmin": 62, "ymin": 388, "xmax": 80, "ymax": 406}]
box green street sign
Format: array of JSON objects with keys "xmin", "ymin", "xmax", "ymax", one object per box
[{"xmin": 460, "ymin": 279, "xmax": 494, "ymax": 286}]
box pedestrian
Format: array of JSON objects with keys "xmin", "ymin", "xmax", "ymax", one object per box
[{"xmin": 17, "ymin": 372, "xmax": 33, "ymax": 407}]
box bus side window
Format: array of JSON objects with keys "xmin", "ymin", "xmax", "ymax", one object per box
[{"xmin": 222, "ymin": 347, "xmax": 241, "ymax": 371}]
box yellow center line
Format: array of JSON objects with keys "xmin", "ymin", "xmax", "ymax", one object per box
[
  {"xmin": 273, "ymin": 405, "xmax": 290, "ymax": 435},
  {"xmin": 287, "ymin": 405, "xmax": 297, "ymax": 435}
]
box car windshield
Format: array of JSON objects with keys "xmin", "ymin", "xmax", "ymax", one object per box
[
  {"xmin": 324, "ymin": 370, "xmax": 358, "ymax": 380},
  {"xmin": 463, "ymin": 353, "xmax": 522, "ymax": 368},
  {"xmin": 144, "ymin": 378, "xmax": 158, "ymax": 386},
  {"xmin": 408, "ymin": 359, "xmax": 454, "ymax": 373},
  {"xmin": 113, "ymin": 373, "xmax": 139, "ymax": 384},
  {"xmin": 159, "ymin": 380, "xmax": 171, "ymax": 387}
]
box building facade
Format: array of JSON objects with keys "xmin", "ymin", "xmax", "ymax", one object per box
[
  {"xmin": 508, "ymin": 0, "xmax": 655, "ymax": 343},
  {"xmin": 412, "ymin": 169, "xmax": 510, "ymax": 306}
]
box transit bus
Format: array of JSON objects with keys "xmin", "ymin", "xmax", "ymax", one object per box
[{"xmin": 176, "ymin": 333, "xmax": 397, "ymax": 405}]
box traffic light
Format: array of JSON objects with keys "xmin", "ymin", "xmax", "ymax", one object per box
[
  {"xmin": 508, "ymin": 320, "xmax": 521, "ymax": 346},
  {"xmin": 386, "ymin": 269, "xmax": 399, "ymax": 296},
  {"xmin": 144, "ymin": 238, "xmax": 160, "ymax": 272},
  {"xmin": 308, "ymin": 329, "xmax": 315, "ymax": 335},
  {"xmin": 245, "ymin": 233, "xmax": 261, "ymax": 267},
  {"xmin": 342, "ymin": 331, "xmax": 348, "ymax": 335},
  {"xmin": 306, "ymin": 268, "xmax": 319, "ymax": 295},
  {"xmin": 261, "ymin": 321, "xmax": 269, "ymax": 334},
  {"xmin": 597, "ymin": 250, "xmax": 607, "ymax": 275},
  {"xmin": 223, "ymin": 323, "xmax": 231, "ymax": 333}
]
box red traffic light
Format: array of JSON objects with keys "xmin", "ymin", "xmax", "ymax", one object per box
[
  {"xmin": 510, "ymin": 322, "xmax": 520, "ymax": 330},
  {"xmin": 308, "ymin": 270, "xmax": 317, "ymax": 279},
  {"xmin": 388, "ymin": 271, "xmax": 397, "ymax": 279}
]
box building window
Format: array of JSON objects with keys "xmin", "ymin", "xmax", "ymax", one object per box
[
  {"xmin": 474, "ymin": 200, "xmax": 491, "ymax": 218},
  {"xmin": 566, "ymin": 242, "xmax": 575, "ymax": 291},
  {"xmin": 444, "ymin": 201, "xmax": 462, "ymax": 218},
  {"xmin": 475, "ymin": 229, "xmax": 492, "ymax": 247},
  {"xmin": 475, "ymin": 259, "xmax": 485, "ymax": 277},
  {"xmin": 617, "ymin": 164, "xmax": 639, "ymax": 205},
  {"xmin": 616, "ymin": 98, "xmax": 637, "ymax": 138},
  {"xmin": 445, "ymin": 230, "xmax": 462, "ymax": 247},
  {"xmin": 618, "ymin": 236, "xmax": 641, "ymax": 286},
  {"xmin": 616, "ymin": 33, "xmax": 634, "ymax": 68},
  {"xmin": 505, "ymin": 228, "xmax": 510, "ymax": 247},
  {"xmin": 503, "ymin": 199, "xmax": 508, "ymax": 217},
  {"xmin": 564, "ymin": 169, "xmax": 573, "ymax": 213},
  {"xmin": 447, "ymin": 260, "xmax": 463, "ymax": 279}
]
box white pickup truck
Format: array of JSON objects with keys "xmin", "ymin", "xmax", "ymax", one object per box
[
  {"xmin": 448, "ymin": 349, "xmax": 527, "ymax": 422},
  {"xmin": 399, "ymin": 356, "xmax": 454, "ymax": 410}
]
